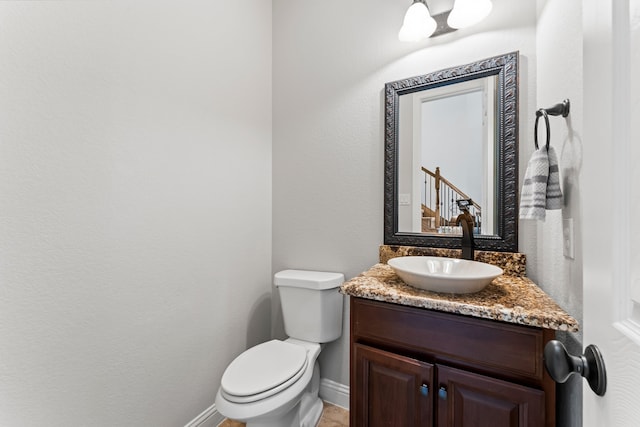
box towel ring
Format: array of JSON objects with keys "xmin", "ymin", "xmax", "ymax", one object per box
[
  {"xmin": 539, "ymin": 99, "xmax": 571, "ymax": 118},
  {"xmin": 534, "ymin": 99, "xmax": 570, "ymax": 151},
  {"xmin": 534, "ymin": 109, "xmax": 550, "ymax": 151}
]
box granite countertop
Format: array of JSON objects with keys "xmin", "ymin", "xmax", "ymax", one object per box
[{"xmin": 340, "ymin": 262, "xmax": 579, "ymax": 332}]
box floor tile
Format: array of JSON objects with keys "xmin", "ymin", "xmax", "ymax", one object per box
[{"xmin": 218, "ymin": 401, "xmax": 348, "ymax": 427}]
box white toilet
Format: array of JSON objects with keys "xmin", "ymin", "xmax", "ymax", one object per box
[{"xmin": 215, "ymin": 269, "xmax": 345, "ymax": 427}]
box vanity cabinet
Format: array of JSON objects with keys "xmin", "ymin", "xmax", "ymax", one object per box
[
  {"xmin": 354, "ymin": 343, "xmax": 433, "ymax": 426},
  {"xmin": 350, "ymin": 297, "xmax": 555, "ymax": 427}
]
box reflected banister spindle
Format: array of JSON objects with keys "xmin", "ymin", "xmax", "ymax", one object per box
[
  {"xmin": 435, "ymin": 167, "xmax": 441, "ymax": 228},
  {"xmin": 423, "ymin": 172, "xmax": 428, "ymax": 214}
]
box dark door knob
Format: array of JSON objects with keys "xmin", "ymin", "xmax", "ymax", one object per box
[{"xmin": 543, "ymin": 340, "xmax": 607, "ymax": 396}]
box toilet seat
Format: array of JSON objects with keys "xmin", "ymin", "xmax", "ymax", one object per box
[{"xmin": 220, "ymin": 340, "xmax": 308, "ymax": 403}]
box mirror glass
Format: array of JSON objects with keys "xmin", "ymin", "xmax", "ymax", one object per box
[{"xmin": 384, "ymin": 52, "xmax": 518, "ymax": 252}]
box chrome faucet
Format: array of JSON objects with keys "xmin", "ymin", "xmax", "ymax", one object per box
[{"xmin": 455, "ymin": 199, "xmax": 475, "ymax": 261}]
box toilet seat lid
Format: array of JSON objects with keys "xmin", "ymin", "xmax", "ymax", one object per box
[{"xmin": 221, "ymin": 340, "xmax": 308, "ymax": 398}]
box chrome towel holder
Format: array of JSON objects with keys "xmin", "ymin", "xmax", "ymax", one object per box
[{"xmin": 534, "ymin": 99, "xmax": 570, "ymax": 150}]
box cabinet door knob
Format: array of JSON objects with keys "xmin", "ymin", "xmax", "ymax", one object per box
[
  {"xmin": 419, "ymin": 383, "xmax": 429, "ymax": 396},
  {"xmin": 438, "ymin": 386, "xmax": 447, "ymax": 399}
]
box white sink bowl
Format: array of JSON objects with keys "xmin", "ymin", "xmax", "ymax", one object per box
[{"xmin": 387, "ymin": 256, "xmax": 503, "ymax": 294}]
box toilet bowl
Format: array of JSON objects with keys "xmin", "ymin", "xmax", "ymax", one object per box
[
  {"xmin": 215, "ymin": 338, "xmax": 322, "ymax": 427},
  {"xmin": 215, "ymin": 270, "xmax": 344, "ymax": 427}
]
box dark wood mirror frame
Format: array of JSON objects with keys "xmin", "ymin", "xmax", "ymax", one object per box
[{"xmin": 384, "ymin": 52, "xmax": 519, "ymax": 252}]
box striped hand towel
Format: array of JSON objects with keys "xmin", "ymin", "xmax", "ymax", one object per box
[
  {"xmin": 520, "ymin": 147, "xmax": 563, "ymax": 220},
  {"xmin": 520, "ymin": 148, "xmax": 550, "ymax": 220},
  {"xmin": 545, "ymin": 146, "xmax": 563, "ymax": 210}
]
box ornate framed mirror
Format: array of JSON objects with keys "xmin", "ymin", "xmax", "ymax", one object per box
[{"xmin": 384, "ymin": 52, "xmax": 518, "ymax": 252}]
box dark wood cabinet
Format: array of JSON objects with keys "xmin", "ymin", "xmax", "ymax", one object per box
[
  {"xmin": 354, "ymin": 343, "xmax": 434, "ymax": 427},
  {"xmin": 350, "ymin": 297, "xmax": 556, "ymax": 427},
  {"xmin": 437, "ymin": 365, "xmax": 544, "ymax": 427}
]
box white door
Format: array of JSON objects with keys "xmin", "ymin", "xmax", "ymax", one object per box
[{"xmin": 583, "ymin": 0, "xmax": 640, "ymax": 425}]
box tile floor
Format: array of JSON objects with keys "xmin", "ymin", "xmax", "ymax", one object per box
[{"xmin": 218, "ymin": 401, "xmax": 348, "ymax": 427}]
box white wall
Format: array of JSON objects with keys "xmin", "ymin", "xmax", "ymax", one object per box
[
  {"xmin": 530, "ymin": 0, "xmax": 584, "ymax": 323},
  {"xmin": 272, "ymin": 0, "xmax": 537, "ymax": 390},
  {"xmin": 422, "ymin": 91, "xmax": 484, "ymax": 204},
  {"xmin": 0, "ymin": 1, "xmax": 272, "ymax": 426},
  {"xmin": 531, "ymin": 1, "xmax": 584, "ymax": 425}
]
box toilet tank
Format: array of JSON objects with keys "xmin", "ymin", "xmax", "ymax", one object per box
[{"xmin": 274, "ymin": 270, "xmax": 344, "ymax": 343}]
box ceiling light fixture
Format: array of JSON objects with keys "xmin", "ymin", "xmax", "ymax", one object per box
[
  {"xmin": 398, "ymin": 0, "xmax": 493, "ymax": 42},
  {"xmin": 398, "ymin": 0, "xmax": 437, "ymax": 42},
  {"xmin": 447, "ymin": 0, "xmax": 493, "ymax": 29}
]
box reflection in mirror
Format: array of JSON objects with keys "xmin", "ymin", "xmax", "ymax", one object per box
[
  {"xmin": 397, "ymin": 76, "xmax": 498, "ymax": 236},
  {"xmin": 384, "ymin": 52, "xmax": 518, "ymax": 252}
]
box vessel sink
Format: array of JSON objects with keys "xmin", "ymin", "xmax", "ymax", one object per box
[{"xmin": 387, "ymin": 256, "xmax": 503, "ymax": 294}]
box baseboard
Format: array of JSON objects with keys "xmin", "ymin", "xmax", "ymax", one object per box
[
  {"xmin": 184, "ymin": 403, "xmax": 225, "ymax": 427},
  {"xmin": 319, "ymin": 378, "xmax": 350, "ymax": 410}
]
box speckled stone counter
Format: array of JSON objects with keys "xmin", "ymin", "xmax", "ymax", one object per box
[{"xmin": 340, "ymin": 262, "xmax": 579, "ymax": 332}]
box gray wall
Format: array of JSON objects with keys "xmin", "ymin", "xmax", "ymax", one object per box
[
  {"xmin": 273, "ymin": 0, "xmax": 537, "ymax": 390},
  {"xmin": 530, "ymin": 1, "xmax": 584, "ymax": 425},
  {"xmin": 273, "ymin": 1, "xmax": 585, "ymax": 424},
  {"xmin": 0, "ymin": 2, "xmax": 272, "ymax": 425}
]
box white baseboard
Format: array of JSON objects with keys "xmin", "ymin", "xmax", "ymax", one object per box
[
  {"xmin": 184, "ymin": 403, "xmax": 225, "ymax": 427},
  {"xmin": 319, "ymin": 378, "xmax": 349, "ymax": 410}
]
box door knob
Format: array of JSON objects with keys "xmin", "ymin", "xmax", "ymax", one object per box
[{"xmin": 543, "ymin": 340, "xmax": 607, "ymax": 396}]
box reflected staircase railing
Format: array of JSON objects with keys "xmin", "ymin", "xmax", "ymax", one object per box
[{"xmin": 421, "ymin": 166, "xmax": 481, "ymax": 233}]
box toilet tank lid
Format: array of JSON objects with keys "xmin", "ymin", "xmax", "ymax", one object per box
[{"xmin": 274, "ymin": 270, "xmax": 344, "ymax": 290}]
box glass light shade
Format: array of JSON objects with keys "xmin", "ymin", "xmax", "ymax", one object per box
[
  {"xmin": 447, "ymin": 0, "xmax": 493, "ymax": 29},
  {"xmin": 398, "ymin": 1, "xmax": 437, "ymax": 42}
]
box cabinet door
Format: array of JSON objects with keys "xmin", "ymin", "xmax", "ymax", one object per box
[
  {"xmin": 437, "ymin": 365, "xmax": 545, "ymax": 427},
  {"xmin": 353, "ymin": 343, "xmax": 433, "ymax": 427}
]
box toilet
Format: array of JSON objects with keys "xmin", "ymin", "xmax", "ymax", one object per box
[{"xmin": 215, "ymin": 269, "xmax": 345, "ymax": 427}]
